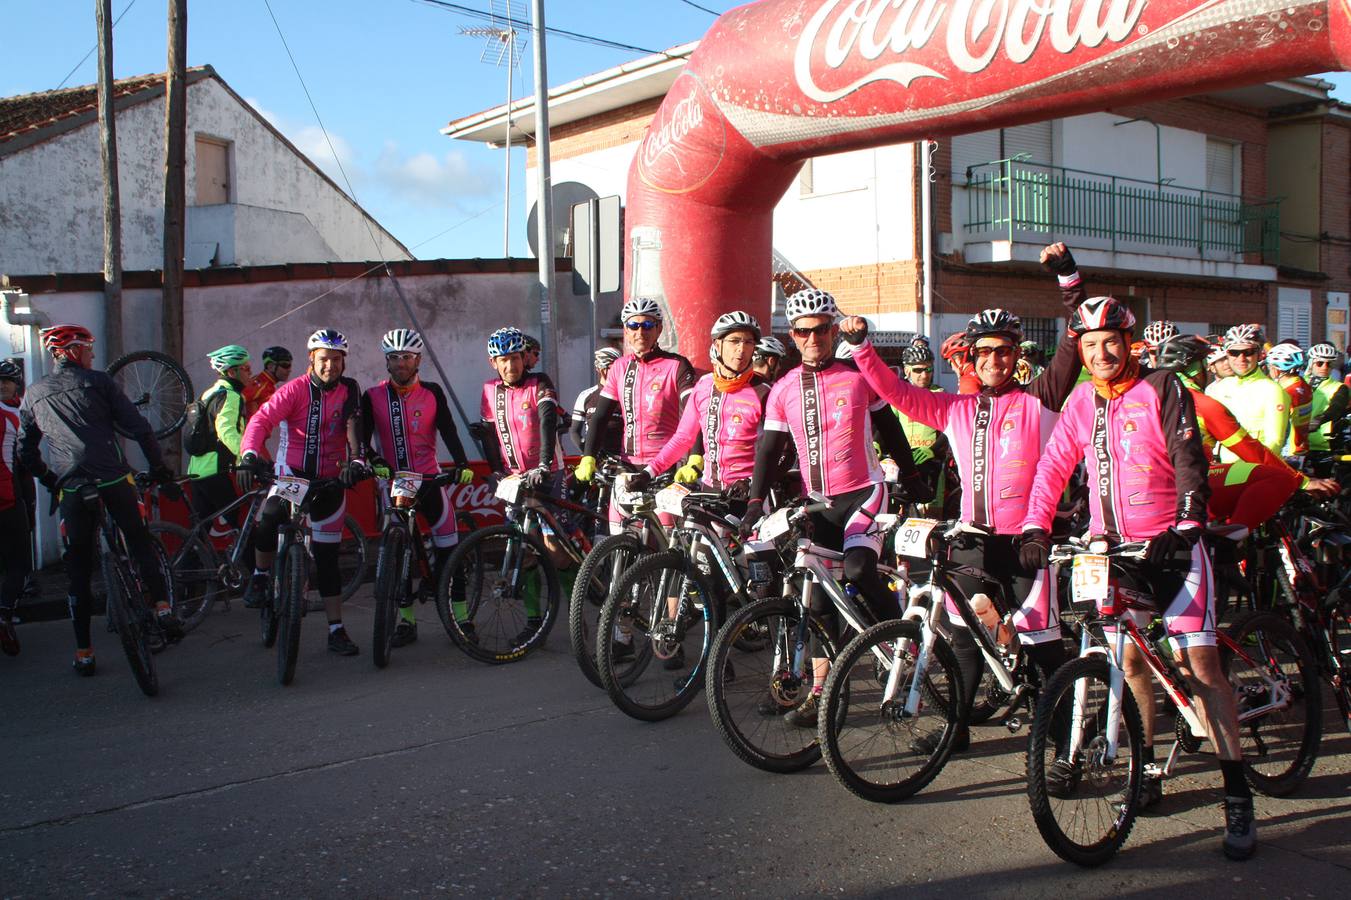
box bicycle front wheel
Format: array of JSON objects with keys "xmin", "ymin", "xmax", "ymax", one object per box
[
  {"xmin": 437, "ymin": 524, "xmax": 560, "ymax": 664},
  {"xmin": 819, "ymin": 619, "xmax": 964, "ymax": 803},
  {"xmin": 1224, "ymin": 610, "xmax": 1322, "ymax": 796},
  {"xmin": 705, "ymin": 596, "xmax": 836, "ymax": 773},
  {"xmin": 150, "ymin": 521, "xmax": 219, "ymax": 632},
  {"xmin": 102, "ymin": 552, "xmax": 159, "ymax": 697},
  {"xmin": 569, "ymin": 532, "xmax": 644, "ymax": 689},
  {"xmin": 372, "ymin": 524, "xmax": 408, "ymax": 669},
  {"xmin": 1027, "ymin": 656, "xmax": 1143, "ymax": 868},
  {"xmin": 277, "ymin": 543, "xmax": 306, "ymax": 686},
  {"xmin": 596, "ymin": 550, "xmax": 720, "ymax": 722},
  {"xmin": 107, "ymin": 350, "xmax": 192, "ymax": 438}
]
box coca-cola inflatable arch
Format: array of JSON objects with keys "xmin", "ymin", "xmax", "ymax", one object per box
[{"xmin": 625, "ymin": 0, "xmax": 1351, "ymax": 357}]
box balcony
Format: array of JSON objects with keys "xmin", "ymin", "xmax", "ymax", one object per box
[{"xmin": 960, "ymin": 158, "xmax": 1280, "ymax": 280}]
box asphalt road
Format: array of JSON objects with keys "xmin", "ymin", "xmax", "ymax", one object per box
[{"xmin": 3, "ymin": 591, "xmax": 1349, "ymax": 898}]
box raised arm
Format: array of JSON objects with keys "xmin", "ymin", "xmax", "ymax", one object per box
[{"xmin": 839, "ymin": 324, "xmax": 955, "ymax": 430}]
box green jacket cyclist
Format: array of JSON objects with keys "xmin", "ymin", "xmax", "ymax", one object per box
[
  {"xmin": 1307, "ymin": 342, "xmax": 1349, "ymax": 460},
  {"xmin": 188, "ymin": 345, "xmax": 251, "ymax": 532}
]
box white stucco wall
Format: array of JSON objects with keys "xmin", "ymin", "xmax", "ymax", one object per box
[{"xmin": 0, "ymin": 75, "xmax": 408, "ymax": 276}]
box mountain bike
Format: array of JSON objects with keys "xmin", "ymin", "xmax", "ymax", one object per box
[
  {"xmin": 1027, "ymin": 538, "xmax": 1320, "ymax": 867},
  {"xmin": 254, "ymin": 472, "xmax": 346, "ymax": 686},
  {"xmin": 437, "ymin": 470, "xmax": 603, "ymax": 664},
  {"xmin": 594, "ymin": 482, "xmax": 744, "ymax": 721},
  {"xmin": 819, "ymin": 518, "xmax": 1048, "ymax": 803},
  {"xmin": 87, "ymin": 473, "xmax": 182, "ymax": 697},
  {"xmin": 705, "ymin": 494, "xmax": 905, "ymax": 773},
  {"xmin": 370, "ymin": 467, "xmax": 467, "ymax": 668},
  {"xmin": 569, "ymin": 461, "xmax": 672, "ymax": 688}
]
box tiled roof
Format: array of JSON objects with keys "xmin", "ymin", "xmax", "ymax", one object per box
[{"xmin": 0, "ymin": 67, "xmax": 209, "ymax": 146}]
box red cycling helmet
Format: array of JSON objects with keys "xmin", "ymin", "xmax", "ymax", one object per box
[
  {"xmin": 39, "ymin": 323, "xmax": 95, "ymax": 353},
  {"xmin": 940, "ymin": 332, "xmax": 969, "ymax": 362}
]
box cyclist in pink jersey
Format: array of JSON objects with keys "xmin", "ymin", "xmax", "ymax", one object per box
[
  {"xmin": 1020, "ymin": 296, "xmax": 1255, "ymax": 860},
  {"xmin": 745, "ymin": 289, "xmax": 921, "ymax": 728},
  {"xmin": 360, "ymin": 328, "xmax": 475, "ymax": 647},
  {"xmin": 631, "ymin": 311, "xmax": 768, "ymax": 494},
  {"xmin": 574, "ymin": 298, "xmax": 697, "ymax": 531},
  {"xmin": 236, "ymin": 328, "xmax": 369, "ymax": 657},
  {"xmin": 478, "ymin": 329, "xmax": 562, "ymax": 480},
  {"xmin": 840, "ymin": 242, "xmax": 1087, "ymax": 753}
]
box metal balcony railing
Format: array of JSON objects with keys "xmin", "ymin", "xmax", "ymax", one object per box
[{"xmin": 964, "ymin": 158, "xmax": 1280, "ymax": 263}]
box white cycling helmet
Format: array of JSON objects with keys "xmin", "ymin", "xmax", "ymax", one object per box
[
  {"xmin": 1308, "ymin": 342, "xmax": 1340, "ymax": 362},
  {"xmin": 1266, "ymin": 343, "xmax": 1305, "ymax": 373},
  {"xmin": 754, "ymin": 335, "xmax": 787, "ymax": 359},
  {"xmin": 381, "ymin": 328, "xmax": 424, "ymax": 355},
  {"xmin": 307, "ymin": 328, "xmax": 349, "ymax": 354},
  {"xmin": 621, "ymin": 297, "xmax": 663, "ymax": 322},
  {"xmin": 1206, "ymin": 341, "xmax": 1227, "ymax": 365},
  {"xmin": 1141, "ymin": 320, "xmax": 1178, "ymax": 348},
  {"xmin": 784, "ymin": 288, "xmax": 839, "ymax": 324},
  {"xmin": 710, "ymin": 310, "xmax": 762, "ymax": 341},
  {"xmin": 1222, "ymin": 323, "xmax": 1264, "ymax": 350},
  {"xmin": 593, "ymin": 347, "xmax": 621, "ymax": 370}
]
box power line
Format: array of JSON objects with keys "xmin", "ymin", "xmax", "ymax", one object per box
[
  {"xmin": 674, "ymin": 0, "xmax": 721, "ymax": 15},
  {"xmin": 408, "ymin": 0, "xmax": 671, "ymax": 57},
  {"xmin": 56, "ymin": 0, "xmax": 140, "ymax": 89}
]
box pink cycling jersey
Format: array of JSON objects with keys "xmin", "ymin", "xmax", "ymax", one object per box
[
  {"xmin": 764, "ymin": 362, "xmax": 888, "ymax": 496},
  {"xmin": 1024, "ymin": 371, "xmax": 1210, "ymax": 540},
  {"xmin": 852, "ymin": 334, "xmax": 1080, "ymax": 535},
  {"xmin": 241, "ymin": 374, "xmax": 360, "ymax": 479},
  {"xmin": 599, "ymin": 350, "xmax": 697, "ymax": 465},
  {"xmin": 479, "ymin": 373, "xmax": 560, "ymax": 475},
  {"xmin": 643, "ymin": 374, "xmax": 768, "ymax": 487},
  {"xmin": 361, "ymin": 379, "xmax": 467, "ymax": 476}
]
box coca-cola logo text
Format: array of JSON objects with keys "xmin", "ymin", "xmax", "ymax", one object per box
[
  {"xmin": 637, "ymin": 74, "xmax": 725, "ymax": 194},
  {"xmin": 795, "ymin": 0, "xmax": 1150, "ymax": 103}
]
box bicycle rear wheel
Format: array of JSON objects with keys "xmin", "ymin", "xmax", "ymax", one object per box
[
  {"xmin": 1224, "ymin": 610, "xmax": 1321, "ymax": 796},
  {"xmin": 103, "ymin": 552, "xmax": 159, "ymax": 697},
  {"xmin": 596, "ymin": 551, "xmax": 720, "ymax": 722},
  {"xmin": 372, "ymin": 524, "xmax": 408, "ymax": 669},
  {"xmin": 437, "ymin": 524, "xmax": 560, "ymax": 664},
  {"xmin": 150, "ymin": 521, "xmax": 219, "ymax": 632},
  {"xmin": 819, "ymin": 619, "xmax": 964, "ymax": 803},
  {"xmin": 1027, "ymin": 656, "xmax": 1142, "ymax": 868},
  {"xmin": 569, "ymin": 532, "xmax": 644, "ymax": 688},
  {"xmin": 277, "ymin": 542, "xmax": 306, "ymax": 686},
  {"xmin": 107, "ymin": 350, "xmax": 192, "ymax": 439},
  {"xmin": 705, "ymin": 596, "xmax": 835, "ymax": 773}
]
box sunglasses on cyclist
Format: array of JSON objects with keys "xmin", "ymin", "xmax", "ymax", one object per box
[
  {"xmin": 907, "ymin": 366, "xmax": 933, "ymax": 374},
  {"xmin": 1227, "ymin": 348, "xmax": 1259, "ymax": 358},
  {"xmin": 973, "ymin": 345, "xmax": 1016, "ymax": 360},
  {"xmin": 791, "ymin": 323, "xmax": 834, "ymax": 338},
  {"xmin": 625, "ymin": 320, "xmax": 659, "ymax": 331}
]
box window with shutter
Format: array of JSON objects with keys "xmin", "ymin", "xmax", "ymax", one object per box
[
  {"xmin": 1278, "ymin": 288, "xmax": 1313, "ymax": 346},
  {"xmin": 1205, "ymin": 139, "xmax": 1238, "ymax": 195}
]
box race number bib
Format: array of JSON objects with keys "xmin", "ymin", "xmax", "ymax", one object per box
[
  {"xmin": 757, "ymin": 508, "xmax": 792, "ymax": 543},
  {"xmin": 894, "ymin": 518, "xmax": 938, "ymax": 559},
  {"xmin": 654, "ymin": 484, "xmax": 690, "ymax": 517},
  {"xmin": 495, "ymin": 475, "xmax": 524, "ymax": 505},
  {"xmin": 1071, "ymin": 554, "xmax": 1111, "ymax": 605},
  {"xmin": 391, "ymin": 471, "xmax": 423, "ymax": 500},
  {"xmin": 269, "ymin": 475, "xmax": 309, "ymax": 505}
]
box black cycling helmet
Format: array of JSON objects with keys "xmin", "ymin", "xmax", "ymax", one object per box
[
  {"xmin": 964, "ymin": 309, "xmax": 1022, "ymax": 344},
  {"xmin": 902, "ymin": 338, "xmax": 934, "ymax": 366},
  {"xmin": 1154, "ymin": 334, "xmax": 1210, "ymax": 375},
  {"xmin": 0, "ymin": 360, "xmax": 21, "ymax": 383},
  {"xmin": 262, "ymin": 346, "xmax": 293, "ymax": 365}
]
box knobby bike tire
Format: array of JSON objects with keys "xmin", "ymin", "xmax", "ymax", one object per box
[
  {"xmin": 1224, "ymin": 610, "xmax": 1322, "ymax": 796},
  {"xmin": 1328, "ymin": 600, "xmax": 1351, "ymax": 734},
  {"xmin": 437, "ymin": 524, "xmax": 561, "ymax": 664},
  {"xmin": 305, "ymin": 514, "xmax": 368, "ymax": 612},
  {"xmin": 819, "ymin": 619, "xmax": 965, "ymax": 803},
  {"xmin": 372, "ymin": 524, "xmax": 408, "ymax": 669},
  {"xmin": 261, "ymin": 567, "xmax": 281, "ymax": 648},
  {"xmin": 1027, "ymin": 656, "xmax": 1143, "ymax": 868},
  {"xmin": 705, "ymin": 595, "xmax": 837, "ymax": 773},
  {"xmin": 103, "ymin": 551, "xmax": 159, "ymax": 697},
  {"xmin": 569, "ymin": 532, "xmax": 644, "ymax": 689},
  {"xmin": 149, "ymin": 521, "xmax": 220, "ymax": 632},
  {"xmin": 107, "ymin": 350, "xmax": 192, "ymax": 439},
  {"xmin": 278, "ymin": 543, "xmax": 306, "ymax": 686},
  {"xmin": 596, "ymin": 550, "xmax": 722, "ymax": 722}
]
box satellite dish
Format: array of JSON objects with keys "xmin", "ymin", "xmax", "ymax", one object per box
[{"xmin": 527, "ymin": 181, "xmax": 600, "ymax": 258}]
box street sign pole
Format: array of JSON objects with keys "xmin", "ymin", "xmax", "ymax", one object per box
[{"xmin": 529, "ymin": 0, "xmax": 557, "ymax": 382}]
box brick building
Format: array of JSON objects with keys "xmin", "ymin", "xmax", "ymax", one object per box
[{"xmin": 444, "ymin": 45, "xmax": 1351, "ymax": 387}]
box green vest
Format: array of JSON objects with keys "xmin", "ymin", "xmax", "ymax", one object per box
[
  {"xmin": 187, "ymin": 378, "xmax": 245, "ymax": 478},
  {"xmin": 1310, "ymin": 377, "xmax": 1348, "ymax": 452}
]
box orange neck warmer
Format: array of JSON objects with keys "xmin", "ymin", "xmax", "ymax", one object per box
[{"xmin": 713, "ymin": 367, "xmax": 754, "ymax": 393}]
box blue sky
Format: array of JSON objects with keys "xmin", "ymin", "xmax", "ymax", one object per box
[{"xmin": 3, "ymin": 1, "xmax": 1346, "ymax": 262}]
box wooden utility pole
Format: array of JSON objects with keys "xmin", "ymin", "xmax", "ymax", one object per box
[
  {"xmin": 96, "ymin": 0, "xmax": 123, "ymax": 358},
  {"xmin": 161, "ymin": 0, "xmax": 187, "ymax": 367}
]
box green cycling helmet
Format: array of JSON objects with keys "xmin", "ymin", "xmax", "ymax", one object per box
[{"xmin": 207, "ymin": 344, "xmax": 251, "ymax": 373}]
